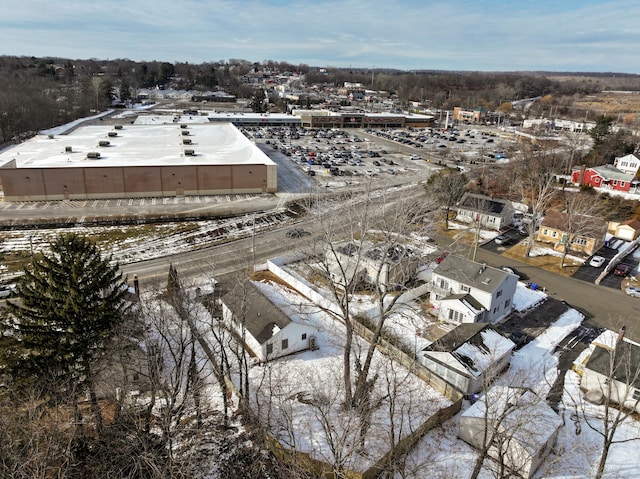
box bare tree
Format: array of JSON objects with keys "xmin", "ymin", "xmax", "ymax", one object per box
[
  {"xmin": 464, "ymin": 383, "xmax": 561, "ymax": 479},
  {"xmin": 427, "ymin": 171, "xmax": 468, "ymax": 231},
  {"xmin": 577, "ymin": 327, "xmax": 640, "ymax": 479},
  {"xmin": 555, "ymin": 191, "xmax": 607, "ymax": 268},
  {"xmin": 307, "ymin": 186, "xmax": 434, "ymax": 414},
  {"xmin": 513, "ymin": 143, "xmax": 563, "ymax": 257}
]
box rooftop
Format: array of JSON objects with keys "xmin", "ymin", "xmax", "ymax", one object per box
[
  {"xmin": 0, "ymin": 118, "xmax": 274, "ymax": 169},
  {"xmin": 434, "ymin": 255, "xmax": 510, "ymax": 293}
]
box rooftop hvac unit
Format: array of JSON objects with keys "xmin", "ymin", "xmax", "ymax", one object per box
[
  {"xmin": 181, "ymin": 130, "xmax": 190, "ymax": 136},
  {"xmin": 180, "ymin": 124, "xmax": 188, "ymax": 128},
  {"xmin": 182, "ymin": 138, "xmax": 192, "ymax": 145},
  {"xmin": 65, "ymin": 146, "xmax": 73, "ymax": 153},
  {"xmin": 184, "ymin": 149, "xmax": 195, "ymax": 156},
  {"xmin": 87, "ymin": 152, "xmax": 101, "ymax": 159},
  {"xmin": 98, "ymin": 140, "xmax": 110, "ymax": 147},
  {"xmin": 114, "ymin": 125, "xmax": 123, "ymax": 130},
  {"xmin": 108, "ymin": 131, "xmax": 118, "ymax": 137}
]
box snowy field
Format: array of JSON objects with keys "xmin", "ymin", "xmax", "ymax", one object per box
[{"xmin": 247, "ymin": 277, "xmax": 452, "ymax": 474}]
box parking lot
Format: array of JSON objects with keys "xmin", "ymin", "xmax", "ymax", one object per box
[
  {"xmin": 244, "ymin": 126, "xmax": 436, "ymax": 189},
  {"xmin": 573, "ymin": 243, "xmax": 640, "ymax": 290}
]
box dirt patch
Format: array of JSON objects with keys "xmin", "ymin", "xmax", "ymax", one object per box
[{"xmin": 501, "ymin": 242, "xmax": 582, "ymax": 277}]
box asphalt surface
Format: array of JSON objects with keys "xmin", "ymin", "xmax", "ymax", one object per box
[
  {"xmin": 3, "ymin": 180, "xmax": 640, "ymax": 342},
  {"xmin": 432, "ymin": 230, "xmax": 640, "ymax": 342}
]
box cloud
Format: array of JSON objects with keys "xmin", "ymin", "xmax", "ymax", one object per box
[{"xmin": 0, "ymin": 0, "xmax": 639, "ymax": 72}]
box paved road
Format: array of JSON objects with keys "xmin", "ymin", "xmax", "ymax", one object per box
[{"xmin": 435, "ymin": 233, "xmax": 640, "ymax": 342}]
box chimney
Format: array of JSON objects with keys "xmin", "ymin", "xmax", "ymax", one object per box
[
  {"xmin": 578, "ymin": 164, "xmax": 587, "ymax": 185},
  {"xmin": 617, "ymin": 326, "xmax": 626, "ymax": 344},
  {"xmin": 479, "ymin": 263, "xmax": 486, "ymax": 274}
]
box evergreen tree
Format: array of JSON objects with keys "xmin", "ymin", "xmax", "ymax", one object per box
[
  {"xmin": 5, "ymin": 233, "xmax": 129, "ymax": 430},
  {"xmin": 249, "ymin": 90, "xmax": 268, "ymax": 113}
]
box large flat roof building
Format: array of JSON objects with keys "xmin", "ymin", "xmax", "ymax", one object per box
[{"xmin": 0, "ymin": 117, "xmax": 277, "ymax": 201}]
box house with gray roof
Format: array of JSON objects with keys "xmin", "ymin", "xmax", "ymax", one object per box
[
  {"xmin": 324, "ymin": 240, "xmax": 418, "ymax": 291},
  {"xmin": 459, "ymin": 386, "xmax": 562, "ymax": 479},
  {"xmin": 419, "ymin": 323, "xmax": 516, "ymax": 394},
  {"xmin": 220, "ymin": 276, "xmax": 319, "ymax": 362},
  {"xmin": 429, "ymin": 255, "xmax": 517, "ymax": 324},
  {"xmin": 456, "ymin": 193, "xmax": 515, "ymax": 231},
  {"xmin": 581, "ymin": 329, "xmax": 640, "ymax": 413},
  {"xmin": 571, "ymin": 163, "xmax": 639, "ymax": 193}
]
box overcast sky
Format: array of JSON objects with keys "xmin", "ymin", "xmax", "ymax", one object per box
[{"xmin": 2, "ymin": 0, "xmax": 639, "ymax": 73}]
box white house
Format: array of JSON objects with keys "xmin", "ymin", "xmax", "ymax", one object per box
[
  {"xmin": 220, "ymin": 276, "xmax": 319, "ymax": 362},
  {"xmin": 429, "ymin": 255, "xmax": 518, "ymax": 324},
  {"xmin": 613, "ymin": 153, "xmax": 640, "ymax": 176},
  {"xmin": 324, "ymin": 240, "xmax": 418, "ymax": 291},
  {"xmin": 458, "ymin": 386, "xmax": 562, "ymax": 479},
  {"xmin": 419, "ymin": 323, "xmax": 516, "ymax": 394},
  {"xmin": 456, "ymin": 193, "xmax": 515, "ymax": 231},
  {"xmin": 580, "ymin": 328, "xmax": 640, "ymax": 413}
]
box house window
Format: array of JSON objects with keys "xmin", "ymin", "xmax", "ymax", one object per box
[
  {"xmin": 633, "ymin": 389, "xmax": 640, "ymax": 401},
  {"xmin": 281, "ymin": 338, "xmax": 289, "ymax": 350},
  {"xmin": 302, "ymin": 333, "xmax": 307, "ymax": 340},
  {"xmin": 613, "ymin": 180, "xmax": 618, "ymax": 186},
  {"xmin": 542, "ymin": 228, "xmax": 549, "ymax": 236},
  {"xmin": 504, "ymin": 299, "xmax": 510, "ymax": 308},
  {"xmin": 266, "ymin": 343, "xmax": 273, "ymax": 355},
  {"xmin": 573, "ymin": 237, "xmax": 588, "ymax": 246},
  {"xmin": 460, "ymin": 285, "xmax": 470, "ymax": 293},
  {"xmin": 496, "ymin": 290, "xmax": 502, "ymax": 298},
  {"xmin": 552, "ymin": 231, "xmax": 558, "ymax": 238},
  {"xmin": 438, "ymin": 279, "xmax": 449, "ymax": 290},
  {"xmin": 448, "ymin": 309, "xmax": 463, "ymax": 323},
  {"xmin": 621, "ymin": 181, "xmax": 626, "ymax": 187}
]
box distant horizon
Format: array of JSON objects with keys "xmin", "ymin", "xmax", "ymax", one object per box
[
  {"xmin": 3, "ymin": 0, "xmax": 640, "ymax": 74},
  {"xmin": 6, "ymin": 54, "xmax": 640, "ymax": 78}
]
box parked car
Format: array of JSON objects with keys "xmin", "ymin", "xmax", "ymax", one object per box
[
  {"xmin": 499, "ymin": 266, "xmax": 528, "ymax": 280},
  {"xmin": 286, "ymin": 228, "xmax": 311, "ymax": 238},
  {"xmin": 494, "ymin": 234, "xmax": 511, "ymax": 245},
  {"xmin": 614, "ymin": 264, "xmax": 632, "ymax": 276},
  {"xmin": 625, "ymin": 286, "xmax": 640, "ymax": 298},
  {"xmin": 589, "ymin": 255, "xmax": 606, "ymax": 268},
  {"xmin": 435, "ymin": 252, "xmax": 449, "ymax": 264}
]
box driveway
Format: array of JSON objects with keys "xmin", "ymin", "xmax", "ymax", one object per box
[{"xmin": 431, "ymin": 230, "xmax": 640, "ymax": 342}]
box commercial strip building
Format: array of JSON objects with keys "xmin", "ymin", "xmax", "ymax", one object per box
[{"xmin": 0, "ymin": 116, "xmax": 277, "ymax": 201}]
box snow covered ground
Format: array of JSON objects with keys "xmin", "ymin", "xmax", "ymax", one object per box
[{"xmin": 247, "ymin": 276, "xmax": 452, "ymax": 474}]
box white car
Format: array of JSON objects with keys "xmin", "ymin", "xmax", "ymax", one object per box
[
  {"xmin": 589, "ymin": 255, "xmax": 606, "ymax": 268},
  {"xmin": 625, "ymin": 286, "xmax": 640, "ymax": 298},
  {"xmin": 409, "ymin": 155, "xmax": 422, "ymax": 160}
]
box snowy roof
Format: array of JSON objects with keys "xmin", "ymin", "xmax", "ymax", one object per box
[
  {"xmin": 424, "ymin": 324, "xmax": 515, "ymax": 377},
  {"xmin": 461, "ymin": 386, "xmax": 562, "ymax": 452},
  {"xmin": 587, "ymin": 330, "xmax": 640, "ymax": 389},
  {"xmin": 0, "ymin": 121, "xmax": 275, "ymax": 169}
]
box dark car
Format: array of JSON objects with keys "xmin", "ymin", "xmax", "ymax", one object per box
[
  {"xmin": 500, "ymin": 265, "xmax": 528, "ymax": 280},
  {"xmin": 286, "ymin": 228, "xmax": 311, "ymax": 238},
  {"xmin": 614, "ymin": 264, "xmax": 632, "ymax": 276}
]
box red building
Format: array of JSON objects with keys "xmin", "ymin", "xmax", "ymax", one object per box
[{"xmin": 571, "ymin": 164, "xmax": 638, "ymax": 193}]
